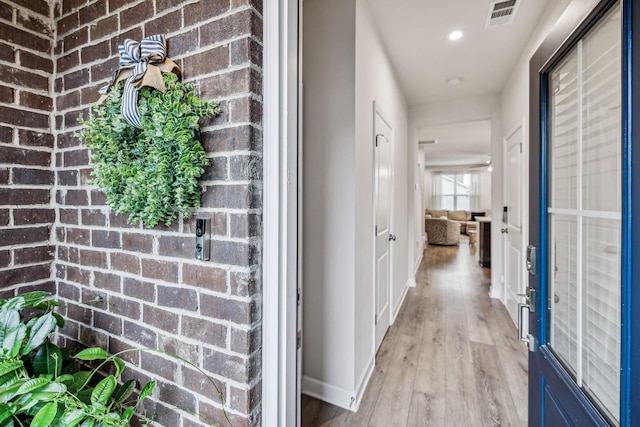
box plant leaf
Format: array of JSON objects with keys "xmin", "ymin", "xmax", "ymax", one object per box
[
  {"xmin": 53, "ymin": 313, "xmax": 65, "ymax": 328},
  {"xmin": 3, "ymin": 324, "xmax": 26, "ymax": 358},
  {"xmin": 19, "ymin": 292, "xmax": 50, "ymax": 308},
  {"xmin": 0, "ymin": 360, "xmax": 23, "ymax": 377},
  {"xmin": 0, "ymin": 416, "xmax": 13, "ymax": 426},
  {"xmin": 0, "ymin": 297, "xmax": 25, "ymax": 312},
  {"xmin": 120, "ymin": 406, "xmax": 134, "ymax": 421},
  {"xmin": 0, "ymin": 380, "xmax": 24, "ymax": 404},
  {"xmin": 68, "ymin": 371, "xmax": 92, "ymax": 394},
  {"xmin": 59, "ymin": 408, "xmax": 86, "ymax": 427},
  {"xmin": 91, "ymin": 375, "xmax": 117, "ymax": 405},
  {"xmin": 79, "ymin": 418, "xmax": 95, "ymax": 427},
  {"xmin": 33, "ymin": 341, "xmax": 63, "ymax": 377},
  {"xmin": 29, "ymin": 381, "xmax": 66, "ymax": 399},
  {"xmin": 22, "ymin": 312, "xmax": 56, "ymax": 355},
  {"xmin": 0, "ymin": 309, "xmax": 20, "ymax": 348},
  {"xmin": 75, "ymin": 347, "xmax": 109, "ymax": 361},
  {"xmin": 29, "ymin": 401, "xmax": 57, "ymax": 427},
  {"xmin": 139, "ymin": 380, "xmax": 156, "ymax": 401},
  {"xmin": 112, "ymin": 357, "xmax": 125, "ymax": 378},
  {"xmin": 76, "ymin": 387, "xmax": 94, "ymax": 405},
  {"xmin": 57, "ymin": 373, "xmax": 74, "ymax": 383},
  {"xmin": 16, "ymin": 377, "xmax": 50, "ymax": 395},
  {"xmin": 112, "ymin": 379, "xmax": 135, "ymax": 404}
]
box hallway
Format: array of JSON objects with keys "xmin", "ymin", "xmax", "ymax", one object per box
[{"xmin": 301, "ymin": 239, "xmax": 528, "ymax": 426}]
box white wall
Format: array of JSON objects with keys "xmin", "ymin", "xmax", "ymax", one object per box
[
  {"xmin": 302, "ymin": 0, "xmax": 357, "ymax": 403},
  {"xmin": 355, "ymin": 0, "xmax": 411, "ymax": 340},
  {"xmin": 302, "ymin": 0, "xmax": 411, "ymax": 410},
  {"xmin": 413, "ymin": 147, "xmax": 426, "ymax": 271},
  {"xmin": 422, "ymin": 168, "xmax": 433, "ymax": 211},
  {"xmin": 501, "ymin": 0, "xmax": 572, "ymax": 133},
  {"xmin": 479, "ymin": 170, "xmax": 492, "ymax": 211},
  {"xmin": 498, "ymin": 0, "xmax": 572, "ymax": 302}
]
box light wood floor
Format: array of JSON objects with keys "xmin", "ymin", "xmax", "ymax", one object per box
[{"xmin": 301, "ymin": 238, "xmax": 528, "ymax": 426}]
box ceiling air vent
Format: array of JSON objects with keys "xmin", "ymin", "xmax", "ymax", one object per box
[{"xmin": 485, "ymin": 0, "xmax": 520, "ymax": 29}]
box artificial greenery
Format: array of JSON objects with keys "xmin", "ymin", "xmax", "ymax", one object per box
[
  {"xmin": 78, "ymin": 73, "xmax": 220, "ymax": 228},
  {"xmin": 0, "ymin": 291, "xmax": 155, "ymax": 427}
]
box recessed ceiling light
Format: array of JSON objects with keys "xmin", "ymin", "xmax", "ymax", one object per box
[
  {"xmin": 446, "ymin": 77, "xmax": 462, "ymax": 85},
  {"xmin": 448, "ymin": 30, "xmax": 464, "ymax": 41}
]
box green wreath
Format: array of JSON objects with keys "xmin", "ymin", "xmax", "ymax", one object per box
[{"xmin": 78, "ymin": 73, "xmax": 220, "ymax": 228}]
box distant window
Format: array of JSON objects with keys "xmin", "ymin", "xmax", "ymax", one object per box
[{"xmin": 432, "ymin": 173, "xmax": 479, "ymax": 211}]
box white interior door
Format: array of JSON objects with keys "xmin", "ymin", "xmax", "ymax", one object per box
[
  {"xmin": 504, "ymin": 126, "xmax": 524, "ymax": 325},
  {"xmin": 374, "ymin": 109, "xmax": 393, "ymax": 351}
]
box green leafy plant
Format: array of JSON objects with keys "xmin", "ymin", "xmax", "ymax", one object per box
[
  {"xmin": 0, "ymin": 291, "xmax": 155, "ymax": 427},
  {"xmin": 77, "ymin": 73, "xmax": 220, "ymax": 228}
]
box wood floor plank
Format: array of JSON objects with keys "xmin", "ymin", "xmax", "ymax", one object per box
[
  {"xmin": 465, "ymin": 292, "xmax": 496, "ymax": 345},
  {"xmin": 414, "ymin": 319, "xmax": 445, "ymax": 396},
  {"xmin": 301, "ymin": 243, "xmax": 528, "ymax": 427},
  {"xmin": 443, "ymin": 286, "xmax": 482, "ymax": 427},
  {"xmin": 407, "ymin": 391, "xmax": 444, "ymax": 427},
  {"xmin": 413, "ymin": 319, "xmax": 446, "ymax": 425},
  {"xmin": 486, "ymin": 300, "xmax": 529, "ymax": 425},
  {"xmin": 470, "ymin": 342, "xmax": 522, "ymax": 427},
  {"xmin": 301, "ymin": 394, "xmax": 341, "ymax": 426},
  {"xmin": 326, "ymin": 305, "xmax": 406, "ymax": 426},
  {"xmin": 368, "ymin": 333, "xmax": 420, "ymax": 426},
  {"xmin": 392, "ymin": 292, "xmax": 427, "ymax": 339}
]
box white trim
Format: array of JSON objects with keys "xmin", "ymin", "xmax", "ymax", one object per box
[
  {"xmin": 391, "ymin": 279, "xmax": 411, "ymax": 323},
  {"xmin": 302, "ymin": 375, "xmax": 357, "ymax": 411},
  {"xmin": 547, "ymin": 208, "xmax": 621, "ymax": 220},
  {"xmin": 372, "ymin": 101, "xmax": 395, "ymax": 351},
  {"xmin": 262, "ymin": 0, "xmax": 299, "ymax": 425},
  {"xmin": 354, "ymin": 353, "xmax": 375, "ymax": 410},
  {"xmin": 413, "ymin": 250, "xmax": 423, "ymax": 276}
]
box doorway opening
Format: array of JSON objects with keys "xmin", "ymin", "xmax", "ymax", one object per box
[{"xmin": 298, "ymin": 0, "xmax": 531, "ymax": 423}]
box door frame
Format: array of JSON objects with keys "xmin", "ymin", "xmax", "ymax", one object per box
[
  {"xmin": 528, "ymin": 0, "xmax": 639, "ymax": 424},
  {"xmin": 262, "ymin": 0, "xmax": 301, "ymax": 425},
  {"xmin": 502, "ymin": 120, "xmax": 527, "ymax": 325},
  {"xmin": 372, "ymin": 102, "xmax": 394, "ymax": 351}
]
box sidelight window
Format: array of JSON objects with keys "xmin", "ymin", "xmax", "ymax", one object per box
[{"xmin": 547, "ymin": 3, "xmax": 621, "ymax": 424}]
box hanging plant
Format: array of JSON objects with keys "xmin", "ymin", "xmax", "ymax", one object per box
[{"xmin": 78, "ymin": 72, "xmax": 220, "ymax": 228}]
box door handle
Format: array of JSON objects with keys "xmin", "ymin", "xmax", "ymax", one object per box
[
  {"xmin": 388, "ymin": 234, "xmax": 397, "ymax": 241},
  {"xmin": 501, "ymin": 228, "xmax": 508, "ymax": 233},
  {"xmin": 518, "ymin": 302, "xmax": 528, "ymax": 342},
  {"xmin": 518, "ymin": 287, "xmax": 536, "ymax": 352},
  {"xmin": 517, "ymin": 303, "xmax": 535, "ymax": 351}
]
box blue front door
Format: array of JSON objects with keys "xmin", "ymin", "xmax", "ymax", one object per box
[{"xmin": 528, "ymin": 0, "xmax": 640, "ymax": 425}]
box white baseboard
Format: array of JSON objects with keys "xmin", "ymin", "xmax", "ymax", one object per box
[
  {"xmin": 302, "ymin": 375, "xmax": 357, "ymax": 412},
  {"xmin": 301, "ymin": 352, "xmax": 375, "ymax": 413},
  {"xmin": 408, "ymin": 276, "xmax": 417, "ymax": 288},
  {"xmin": 354, "ymin": 353, "xmax": 375, "ymax": 411},
  {"xmin": 489, "ymin": 284, "xmax": 502, "ymax": 300},
  {"xmin": 391, "ymin": 280, "xmax": 410, "ymax": 324},
  {"xmin": 413, "ymin": 251, "xmax": 424, "ymax": 275}
]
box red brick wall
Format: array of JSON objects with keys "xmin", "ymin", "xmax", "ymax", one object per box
[
  {"xmin": 3, "ymin": 0, "xmax": 263, "ymax": 425},
  {"xmin": 0, "ymin": 2, "xmax": 56, "ymax": 296}
]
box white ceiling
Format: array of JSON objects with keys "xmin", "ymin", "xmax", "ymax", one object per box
[
  {"xmin": 417, "ymin": 120, "xmax": 491, "ymax": 168},
  {"xmin": 366, "ymin": 0, "xmax": 552, "ymax": 166}
]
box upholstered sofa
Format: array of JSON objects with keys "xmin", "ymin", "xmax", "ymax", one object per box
[
  {"xmin": 425, "ymin": 217, "xmax": 460, "ymax": 245},
  {"xmin": 425, "ymin": 209, "xmax": 486, "ymax": 234}
]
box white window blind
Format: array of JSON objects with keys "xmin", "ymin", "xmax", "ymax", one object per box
[
  {"xmin": 548, "ymin": 4, "xmax": 621, "ymax": 424},
  {"xmin": 431, "ymin": 173, "xmax": 479, "ymax": 211}
]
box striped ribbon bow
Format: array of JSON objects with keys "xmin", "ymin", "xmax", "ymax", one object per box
[{"xmin": 99, "ymin": 35, "xmax": 168, "ymax": 129}]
